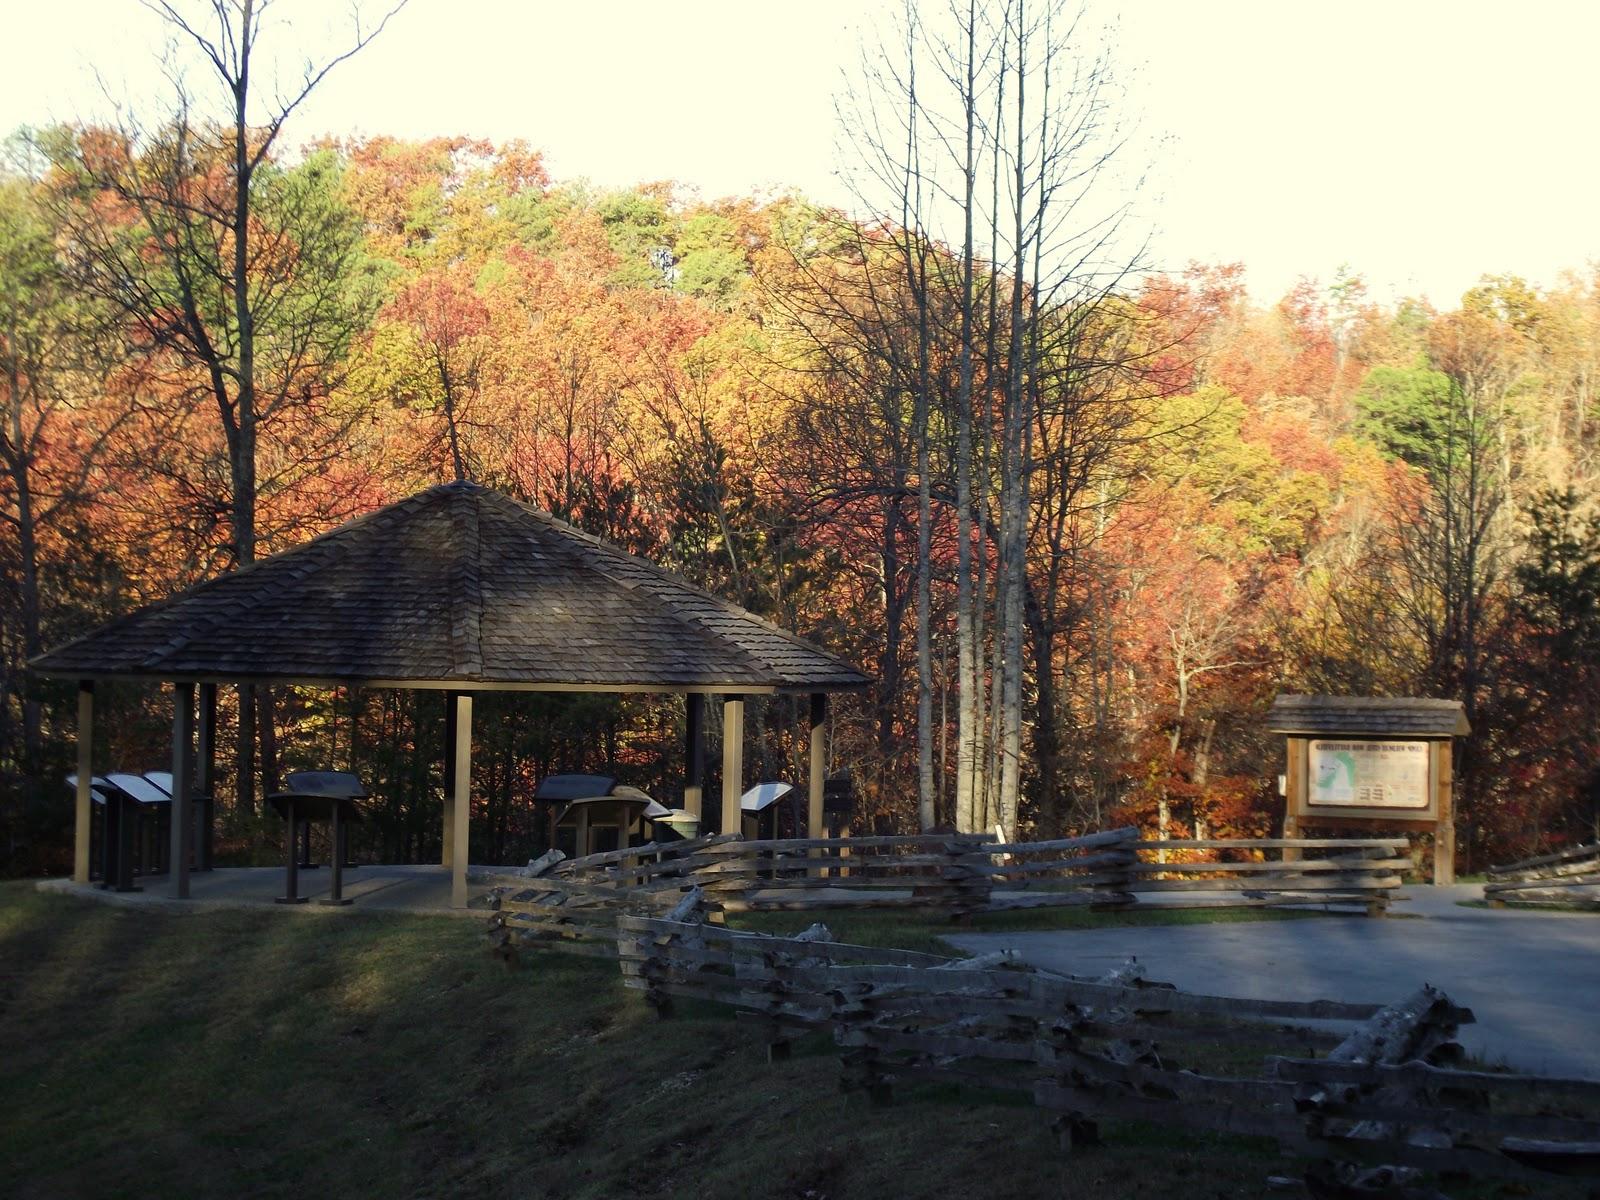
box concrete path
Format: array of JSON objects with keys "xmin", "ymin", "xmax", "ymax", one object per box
[
  {"xmin": 36, "ymin": 864, "xmax": 495, "ymax": 918},
  {"xmin": 949, "ymin": 886, "xmax": 1600, "ymax": 1078}
]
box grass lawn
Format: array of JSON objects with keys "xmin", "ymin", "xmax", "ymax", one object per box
[
  {"xmin": 0, "ymin": 883, "xmax": 1579, "ymax": 1199},
  {"xmin": 731, "ymin": 900, "xmax": 1354, "ymax": 955},
  {"xmin": 1457, "ymin": 898, "xmax": 1599, "ymax": 914}
]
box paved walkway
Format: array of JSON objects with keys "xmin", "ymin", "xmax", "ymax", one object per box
[{"xmin": 949, "ymin": 885, "xmax": 1600, "ymax": 1078}]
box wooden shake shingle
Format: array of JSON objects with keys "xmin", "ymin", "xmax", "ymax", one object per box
[
  {"xmin": 1266, "ymin": 694, "xmax": 1470, "ymax": 737},
  {"xmin": 30, "ymin": 482, "xmax": 870, "ymax": 693}
]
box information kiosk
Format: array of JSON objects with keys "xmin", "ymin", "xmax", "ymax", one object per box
[{"xmin": 1268, "ymin": 695, "xmax": 1469, "ymax": 884}]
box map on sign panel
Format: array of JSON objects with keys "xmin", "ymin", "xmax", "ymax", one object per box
[{"xmin": 1308, "ymin": 740, "xmax": 1429, "ymax": 809}]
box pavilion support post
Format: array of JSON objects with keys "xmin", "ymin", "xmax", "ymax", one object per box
[
  {"xmin": 235, "ymin": 683, "xmax": 255, "ymax": 816},
  {"xmin": 808, "ymin": 693, "xmax": 827, "ymax": 839},
  {"xmin": 721, "ymin": 696, "xmax": 745, "ymax": 837},
  {"xmin": 443, "ymin": 691, "xmax": 458, "ymax": 867},
  {"xmin": 73, "ymin": 681, "xmax": 94, "ymax": 884},
  {"xmin": 170, "ymin": 682, "xmax": 195, "ymax": 899},
  {"xmin": 684, "ymin": 693, "xmax": 706, "ymax": 820},
  {"xmin": 450, "ymin": 692, "xmax": 472, "ymax": 908},
  {"xmin": 197, "ymin": 683, "xmax": 217, "ymax": 871}
]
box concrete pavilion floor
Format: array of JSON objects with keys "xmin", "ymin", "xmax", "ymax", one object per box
[{"xmin": 35, "ymin": 864, "xmax": 500, "ymax": 917}]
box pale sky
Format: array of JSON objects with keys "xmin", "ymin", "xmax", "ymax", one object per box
[{"xmin": 4, "ymin": 0, "xmax": 1596, "ymax": 307}]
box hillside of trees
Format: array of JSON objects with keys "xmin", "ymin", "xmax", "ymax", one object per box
[{"xmin": 4, "ymin": 15, "xmax": 1599, "ymax": 875}]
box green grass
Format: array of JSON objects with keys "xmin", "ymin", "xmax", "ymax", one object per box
[
  {"xmin": 729, "ymin": 901, "xmax": 1347, "ymax": 956},
  {"xmin": 1458, "ymin": 898, "xmax": 1599, "ymax": 914},
  {"xmin": 1, "ymin": 884, "xmax": 1584, "ymax": 1200}
]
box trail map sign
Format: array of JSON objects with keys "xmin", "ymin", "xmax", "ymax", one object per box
[
  {"xmin": 1267, "ymin": 696, "xmax": 1469, "ymax": 885},
  {"xmin": 1307, "ymin": 740, "xmax": 1430, "ymax": 810}
]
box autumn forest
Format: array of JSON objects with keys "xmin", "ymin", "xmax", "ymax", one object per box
[{"xmin": 3, "ymin": 1, "xmax": 1599, "ymax": 876}]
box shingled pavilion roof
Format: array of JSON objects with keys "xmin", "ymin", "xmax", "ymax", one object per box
[
  {"xmin": 1266, "ymin": 695, "xmax": 1470, "ymax": 738},
  {"xmin": 31, "ymin": 482, "xmax": 870, "ymax": 694}
]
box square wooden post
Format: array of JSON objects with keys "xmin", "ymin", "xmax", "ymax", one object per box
[
  {"xmin": 170, "ymin": 682, "xmax": 195, "ymax": 899},
  {"xmin": 721, "ymin": 696, "xmax": 745, "ymax": 836},
  {"xmin": 450, "ymin": 692, "xmax": 472, "ymax": 908},
  {"xmin": 443, "ymin": 691, "xmax": 458, "ymax": 867},
  {"xmin": 684, "ymin": 693, "xmax": 706, "ymax": 819},
  {"xmin": 1434, "ymin": 743, "xmax": 1456, "ymax": 885},
  {"xmin": 808, "ymin": 694, "xmax": 827, "ymax": 838},
  {"xmin": 1282, "ymin": 737, "xmax": 1304, "ymax": 864},
  {"xmin": 73, "ymin": 681, "xmax": 94, "ymax": 884},
  {"xmin": 197, "ymin": 683, "xmax": 217, "ymax": 870}
]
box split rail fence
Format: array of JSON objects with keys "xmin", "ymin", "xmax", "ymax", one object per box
[
  {"xmin": 480, "ymin": 833, "xmax": 1598, "ymax": 1190},
  {"xmin": 479, "ymin": 828, "xmax": 1407, "ymax": 958},
  {"xmin": 1486, "ymin": 841, "xmax": 1600, "ymax": 911},
  {"xmin": 606, "ymin": 907, "xmax": 1600, "ymax": 1188}
]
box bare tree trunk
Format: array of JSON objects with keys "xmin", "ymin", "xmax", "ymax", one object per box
[
  {"xmin": 259, "ymin": 687, "xmax": 280, "ymax": 795},
  {"xmin": 938, "ymin": 631, "xmax": 951, "ymax": 823},
  {"xmin": 897, "ymin": 16, "xmax": 937, "ymax": 832},
  {"xmin": 953, "ymin": 0, "xmax": 981, "ymax": 834},
  {"xmin": 92, "ymin": 0, "xmax": 405, "ymax": 812},
  {"xmin": 878, "ymin": 498, "xmax": 907, "ymax": 761},
  {"xmin": 978, "ymin": 13, "xmax": 1009, "ymax": 833},
  {"xmin": 1193, "ymin": 717, "xmax": 1216, "ymax": 838},
  {"xmin": 230, "ymin": 2, "xmax": 259, "ymax": 572},
  {"xmin": 9, "ymin": 387, "xmax": 42, "ymax": 770},
  {"xmin": 236, "ymin": 685, "xmax": 256, "ymax": 813},
  {"xmin": 437, "ymin": 353, "xmax": 467, "ymax": 482},
  {"xmin": 836, "ymin": 0, "xmax": 1147, "ymax": 838},
  {"xmin": 0, "ymin": 188, "xmax": 132, "ymax": 786},
  {"xmin": 227, "ymin": 4, "xmax": 263, "ymax": 809},
  {"xmin": 994, "ymin": 0, "xmax": 1031, "ymax": 838},
  {"xmin": 1028, "ymin": 594, "xmax": 1059, "ymax": 834},
  {"xmin": 915, "ymin": 396, "xmax": 934, "ymax": 829}
]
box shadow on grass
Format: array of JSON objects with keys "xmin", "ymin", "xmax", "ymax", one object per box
[{"xmin": 3, "ymin": 883, "xmax": 1588, "ymax": 1200}]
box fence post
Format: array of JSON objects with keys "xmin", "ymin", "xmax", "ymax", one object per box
[
  {"xmin": 943, "ymin": 836, "xmax": 991, "ymax": 921},
  {"xmin": 1364, "ymin": 843, "xmax": 1392, "ymax": 918},
  {"xmin": 1095, "ymin": 829, "xmax": 1139, "ymax": 909}
]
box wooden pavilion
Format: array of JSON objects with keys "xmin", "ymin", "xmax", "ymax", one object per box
[{"xmin": 30, "ymin": 481, "xmax": 870, "ymax": 906}]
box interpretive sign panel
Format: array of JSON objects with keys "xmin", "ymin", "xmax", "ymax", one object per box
[
  {"xmin": 1307, "ymin": 740, "xmax": 1430, "ymax": 810},
  {"xmin": 1272, "ymin": 696, "xmax": 1463, "ymax": 882}
]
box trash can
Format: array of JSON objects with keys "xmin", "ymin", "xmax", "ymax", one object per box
[{"xmin": 654, "ymin": 809, "xmax": 701, "ymax": 842}]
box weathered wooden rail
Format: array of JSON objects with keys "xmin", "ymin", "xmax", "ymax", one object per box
[
  {"xmin": 1485, "ymin": 841, "xmax": 1600, "ymax": 910},
  {"xmin": 1127, "ymin": 837, "xmax": 1408, "ymax": 917},
  {"xmin": 477, "ymin": 837, "xmax": 737, "ymax": 960},
  {"xmin": 483, "ymin": 829, "xmax": 1407, "ymax": 929},
  {"xmin": 610, "ymin": 906, "xmax": 1600, "ymax": 1189}
]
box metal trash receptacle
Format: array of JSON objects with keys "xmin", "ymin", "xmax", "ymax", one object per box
[{"xmin": 654, "ymin": 809, "xmax": 701, "ymax": 842}]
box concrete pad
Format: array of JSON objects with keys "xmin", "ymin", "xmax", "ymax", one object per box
[
  {"xmin": 36, "ymin": 864, "xmax": 496, "ymax": 918},
  {"xmin": 949, "ymin": 885, "xmax": 1600, "ymax": 1078}
]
